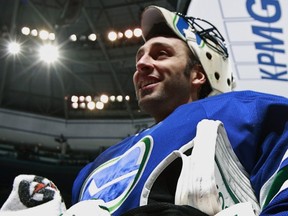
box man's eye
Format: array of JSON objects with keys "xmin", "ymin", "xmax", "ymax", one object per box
[
  {"xmin": 159, "ymin": 51, "xmax": 167, "ymax": 55},
  {"xmin": 157, "ymin": 51, "xmax": 168, "ymax": 59}
]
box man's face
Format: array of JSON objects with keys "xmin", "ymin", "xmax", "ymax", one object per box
[{"xmin": 133, "ymin": 36, "xmax": 196, "ymax": 121}]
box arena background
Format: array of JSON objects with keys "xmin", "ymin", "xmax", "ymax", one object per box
[{"xmin": 0, "ymin": 0, "xmax": 287, "ymax": 208}]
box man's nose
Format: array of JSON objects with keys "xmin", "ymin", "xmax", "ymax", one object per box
[{"xmin": 136, "ymin": 55, "xmax": 153, "ymax": 73}]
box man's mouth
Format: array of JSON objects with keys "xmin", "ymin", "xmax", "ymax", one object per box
[{"xmin": 139, "ymin": 77, "xmax": 159, "ymax": 90}]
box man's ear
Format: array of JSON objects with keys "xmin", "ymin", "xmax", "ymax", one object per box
[{"xmin": 191, "ymin": 64, "xmax": 206, "ymax": 88}]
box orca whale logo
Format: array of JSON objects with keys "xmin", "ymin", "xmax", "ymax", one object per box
[{"xmin": 79, "ymin": 136, "xmax": 153, "ymax": 213}]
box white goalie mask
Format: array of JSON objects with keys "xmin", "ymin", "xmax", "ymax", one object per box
[{"xmin": 141, "ymin": 6, "xmax": 235, "ymax": 96}]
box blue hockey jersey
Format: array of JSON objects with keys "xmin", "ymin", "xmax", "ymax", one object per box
[{"xmin": 72, "ymin": 90, "xmax": 288, "ymax": 215}]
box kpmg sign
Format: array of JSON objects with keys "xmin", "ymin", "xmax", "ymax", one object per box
[
  {"xmin": 187, "ymin": 0, "xmax": 288, "ymax": 97},
  {"xmin": 247, "ymin": 0, "xmax": 286, "ymax": 81}
]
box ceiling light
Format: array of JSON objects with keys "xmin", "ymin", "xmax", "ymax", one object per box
[
  {"xmin": 100, "ymin": 94, "xmax": 109, "ymax": 103},
  {"xmin": 96, "ymin": 101, "xmax": 104, "ymax": 110},
  {"xmin": 70, "ymin": 34, "xmax": 77, "ymax": 41},
  {"xmin": 133, "ymin": 28, "xmax": 142, "ymax": 37},
  {"xmin": 124, "ymin": 29, "xmax": 133, "ymax": 39},
  {"xmin": 79, "ymin": 96, "xmax": 85, "ymax": 102},
  {"xmin": 79, "ymin": 102, "xmax": 86, "ymax": 109},
  {"xmin": 39, "ymin": 30, "xmax": 49, "ymax": 40},
  {"xmin": 71, "ymin": 95, "xmax": 78, "ymax": 103},
  {"xmin": 7, "ymin": 42, "xmax": 21, "ymax": 54},
  {"xmin": 116, "ymin": 95, "xmax": 123, "ymax": 102},
  {"xmin": 31, "ymin": 29, "xmax": 38, "ymax": 36},
  {"xmin": 118, "ymin": 32, "xmax": 123, "ymax": 39},
  {"xmin": 87, "ymin": 101, "xmax": 96, "ymax": 110},
  {"xmin": 108, "ymin": 31, "xmax": 117, "ymax": 41},
  {"xmin": 125, "ymin": 95, "xmax": 130, "ymax": 101},
  {"xmin": 110, "ymin": 95, "xmax": 116, "ymax": 102},
  {"xmin": 39, "ymin": 44, "xmax": 59, "ymax": 63},
  {"xmin": 88, "ymin": 33, "xmax": 97, "ymax": 41},
  {"xmin": 21, "ymin": 27, "xmax": 30, "ymax": 35},
  {"xmin": 72, "ymin": 102, "xmax": 78, "ymax": 109},
  {"xmin": 49, "ymin": 33, "xmax": 55, "ymax": 41},
  {"xmin": 85, "ymin": 95, "xmax": 92, "ymax": 102}
]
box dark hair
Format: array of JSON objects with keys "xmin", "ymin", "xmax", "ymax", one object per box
[
  {"xmin": 184, "ymin": 48, "xmax": 212, "ymax": 99},
  {"xmin": 199, "ymin": 76, "xmax": 213, "ymax": 99},
  {"xmin": 145, "ymin": 22, "xmax": 179, "ymax": 41}
]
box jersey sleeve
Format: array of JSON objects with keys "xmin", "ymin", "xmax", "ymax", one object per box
[
  {"xmin": 71, "ymin": 162, "xmax": 93, "ymax": 204},
  {"xmin": 249, "ymin": 96, "xmax": 288, "ymax": 215}
]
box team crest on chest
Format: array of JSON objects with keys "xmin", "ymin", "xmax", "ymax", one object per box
[{"xmin": 79, "ymin": 136, "xmax": 153, "ymax": 213}]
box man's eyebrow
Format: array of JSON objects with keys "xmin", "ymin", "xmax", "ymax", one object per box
[{"xmin": 136, "ymin": 42, "xmax": 173, "ymax": 60}]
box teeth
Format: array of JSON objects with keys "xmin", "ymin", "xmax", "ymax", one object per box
[
  {"xmin": 142, "ymin": 81, "xmax": 154, "ymax": 87},
  {"xmin": 140, "ymin": 78, "xmax": 158, "ymax": 88}
]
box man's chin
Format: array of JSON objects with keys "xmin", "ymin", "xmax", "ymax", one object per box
[{"xmin": 138, "ymin": 95, "xmax": 160, "ymax": 111}]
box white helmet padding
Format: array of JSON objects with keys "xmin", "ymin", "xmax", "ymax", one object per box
[{"xmin": 141, "ymin": 6, "xmax": 235, "ymax": 95}]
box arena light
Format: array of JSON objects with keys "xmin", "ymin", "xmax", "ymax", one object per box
[
  {"xmin": 71, "ymin": 95, "xmax": 78, "ymax": 103},
  {"xmin": 79, "ymin": 102, "xmax": 86, "ymax": 109},
  {"xmin": 7, "ymin": 42, "xmax": 21, "ymax": 55},
  {"xmin": 124, "ymin": 29, "xmax": 133, "ymax": 39},
  {"xmin": 88, "ymin": 33, "xmax": 97, "ymax": 41},
  {"xmin": 87, "ymin": 101, "xmax": 96, "ymax": 110},
  {"xmin": 69, "ymin": 94, "xmax": 133, "ymax": 111},
  {"xmin": 39, "ymin": 30, "xmax": 49, "ymax": 40},
  {"xmin": 95, "ymin": 101, "xmax": 104, "ymax": 110},
  {"xmin": 39, "ymin": 44, "xmax": 59, "ymax": 64},
  {"xmin": 21, "ymin": 27, "xmax": 30, "ymax": 35},
  {"xmin": 100, "ymin": 94, "xmax": 109, "ymax": 103},
  {"xmin": 70, "ymin": 34, "xmax": 77, "ymax": 41},
  {"xmin": 110, "ymin": 95, "xmax": 116, "ymax": 102},
  {"xmin": 48, "ymin": 33, "xmax": 55, "ymax": 41},
  {"xmin": 118, "ymin": 32, "xmax": 123, "ymax": 39},
  {"xmin": 72, "ymin": 102, "xmax": 78, "ymax": 109},
  {"xmin": 31, "ymin": 29, "xmax": 38, "ymax": 37},
  {"xmin": 116, "ymin": 95, "xmax": 123, "ymax": 102},
  {"xmin": 79, "ymin": 96, "xmax": 85, "ymax": 102},
  {"xmin": 108, "ymin": 31, "xmax": 117, "ymax": 41},
  {"xmin": 85, "ymin": 95, "xmax": 92, "ymax": 102},
  {"xmin": 133, "ymin": 28, "xmax": 142, "ymax": 37}
]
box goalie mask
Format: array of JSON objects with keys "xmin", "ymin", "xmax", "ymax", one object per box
[{"xmin": 141, "ymin": 6, "xmax": 235, "ymax": 96}]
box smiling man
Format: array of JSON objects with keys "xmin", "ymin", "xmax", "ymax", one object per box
[
  {"xmin": 70, "ymin": 5, "xmax": 288, "ymax": 216},
  {"xmin": 134, "ymin": 36, "xmax": 205, "ymax": 123}
]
